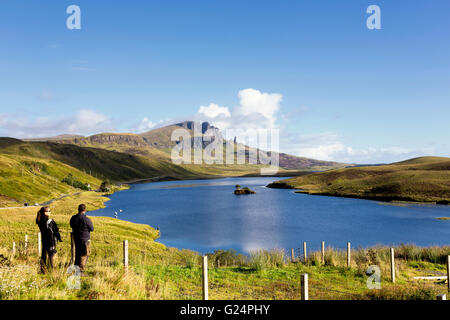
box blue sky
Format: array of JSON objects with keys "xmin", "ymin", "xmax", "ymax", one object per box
[{"xmin": 0, "ymin": 0, "xmax": 449, "ymax": 163}]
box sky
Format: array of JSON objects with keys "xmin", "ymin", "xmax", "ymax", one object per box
[{"xmin": 0, "ymin": 0, "xmax": 449, "ymax": 164}]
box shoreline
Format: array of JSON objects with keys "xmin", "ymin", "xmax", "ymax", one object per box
[
  {"xmin": 118, "ymin": 171, "xmax": 306, "ymax": 186},
  {"xmin": 266, "ymin": 182, "xmax": 450, "ymax": 206}
]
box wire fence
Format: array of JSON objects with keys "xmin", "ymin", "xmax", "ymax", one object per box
[{"xmin": 4, "ymin": 234, "xmax": 450, "ymax": 300}]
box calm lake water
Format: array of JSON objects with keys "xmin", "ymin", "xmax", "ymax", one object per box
[{"xmin": 90, "ymin": 177, "xmax": 450, "ymax": 254}]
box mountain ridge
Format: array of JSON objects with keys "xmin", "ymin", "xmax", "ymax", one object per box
[{"xmin": 23, "ymin": 121, "xmax": 348, "ymax": 170}]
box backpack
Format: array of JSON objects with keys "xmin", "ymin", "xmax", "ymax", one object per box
[{"xmin": 45, "ymin": 219, "xmax": 57, "ymax": 254}]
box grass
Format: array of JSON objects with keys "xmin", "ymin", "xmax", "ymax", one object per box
[
  {"xmin": 139, "ymin": 245, "xmax": 449, "ymax": 300},
  {"xmin": 269, "ymin": 156, "xmax": 450, "ymax": 203},
  {"xmin": 0, "ymin": 152, "xmax": 102, "ymax": 205},
  {"xmin": 0, "ymin": 138, "xmax": 199, "ymax": 184},
  {"xmin": 0, "ymin": 191, "xmax": 449, "ymax": 300}
]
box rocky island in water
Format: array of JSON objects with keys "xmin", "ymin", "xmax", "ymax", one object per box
[{"xmin": 234, "ymin": 185, "xmax": 255, "ymax": 195}]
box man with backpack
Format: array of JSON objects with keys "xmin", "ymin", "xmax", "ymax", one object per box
[{"xmin": 70, "ymin": 204, "xmax": 94, "ymax": 274}]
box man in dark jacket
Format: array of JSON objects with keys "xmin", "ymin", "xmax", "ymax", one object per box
[{"xmin": 70, "ymin": 204, "xmax": 94, "ymax": 273}]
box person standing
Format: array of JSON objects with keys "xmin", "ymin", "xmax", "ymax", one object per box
[
  {"xmin": 70, "ymin": 204, "xmax": 94, "ymax": 274},
  {"xmin": 36, "ymin": 207, "xmax": 62, "ymax": 273}
]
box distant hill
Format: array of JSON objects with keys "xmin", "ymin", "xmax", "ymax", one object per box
[
  {"xmin": 140, "ymin": 121, "xmax": 217, "ymax": 149},
  {"xmin": 25, "ymin": 134, "xmax": 84, "ymax": 142},
  {"xmin": 268, "ymin": 156, "xmax": 450, "ymax": 203},
  {"xmin": 31, "ymin": 121, "xmax": 348, "ymax": 171}
]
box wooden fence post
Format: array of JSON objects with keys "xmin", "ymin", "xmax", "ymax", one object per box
[
  {"xmin": 437, "ymin": 294, "xmax": 447, "ymax": 300},
  {"xmin": 447, "ymin": 255, "xmax": 450, "ymax": 293},
  {"xmin": 321, "ymin": 241, "xmax": 325, "ymax": 264},
  {"xmin": 291, "ymin": 248, "xmax": 295, "ymax": 263},
  {"xmin": 24, "ymin": 234, "xmax": 28, "ymax": 255},
  {"xmin": 347, "ymin": 242, "xmax": 351, "ymax": 268},
  {"xmin": 38, "ymin": 232, "xmax": 42, "ymax": 256},
  {"xmin": 12, "ymin": 241, "xmax": 16, "ymax": 258},
  {"xmin": 202, "ymin": 255, "xmax": 209, "ymax": 300},
  {"xmin": 303, "ymin": 242, "xmax": 307, "ymax": 263},
  {"xmin": 301, "ymin": 273, "xmax": 309, "ymax": 300},
  {"xmin": 390, "ymin": 248, "xmax": 395, "ymax": 283},
  {"xmin": 70, "ymin": 232, "xmax": 75, "ymax": 264},
  {"xmin": 123, "ymin": 240, "xmax": 129, "ymax": 272}
]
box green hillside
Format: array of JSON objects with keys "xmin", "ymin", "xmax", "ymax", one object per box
[
  {"xmin": 0, "ymin": 138, "xmax": 201, "ymax": 206},
  {"xmin": 0, "ymin": 152, "xmax": 100, "ymax": 206},
  {"xmin": 268, "ymin": 156, "xmax": 450, "ymax": 203}
]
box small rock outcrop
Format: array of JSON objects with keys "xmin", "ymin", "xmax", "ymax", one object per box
[
  {"xmin": 266, "ymin": 182, "xmax": 294, "ymax": 189},
  {"xmin": 234, "ymin": 185, "xmax": 255, "ymax": 195}
]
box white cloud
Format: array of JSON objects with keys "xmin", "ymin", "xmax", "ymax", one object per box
[
  {"xmin": 196, "ymin": 88, "xmax": 282, "ymax": 130},
  {"xmin": 131, "ymin": 117, "xmax": 164, "ymax": 133},
  {"xmin": 194, "ymin": 88, "xmax": 283, "ymax": 148},
  {"xmin": 0, "ymin": 109, "xmax": 113, "ymax": 138},
  {"xmin": 67, "ymin": 109, "xmax": 111, "ymax": 134},
  {"xmin": 194, "ymin": 88, "xmax": 283, "ymax": 147},
  {"xmin": 236, "ymin": 88, "xmax": 282, "ymax": 127},
  {"xmin": 198, "ymin": 103, "xmax": 231, "ymax": 118}
]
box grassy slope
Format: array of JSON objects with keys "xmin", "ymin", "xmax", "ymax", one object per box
[
  {"xmin": 140, "ymin": 125, "xmax": 191, "ymax": 149},
  {"xmin": 46, "ymin": 133, "xmax": 279, "ymax": 177},
  {"xmin": 43, "ymin": 133, "xmax": 270, "ymax": 175},
  {"xmin": 0, "ymin": 153, "xmax": 101, "ymax": 206},
  {"xmin": 0, "ymin": 191, "xmax": 449, "ymax": 299},
  {"xmin": 270, "ymin": 156, "xmax": 450, "ymax": 202},
  {"xmin": 0, "ymin": 138, "xmax": 197, "ymax": 181},
  {"xmin": 0, "ymin": 138, "xmax": 208, "ymax": 205},
  {"xmin": 0, "ymin": 192, "xmax": 191, "ymax": 299}
]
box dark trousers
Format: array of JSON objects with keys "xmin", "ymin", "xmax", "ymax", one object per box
[
  {"xmin": 74, "ymin": 240, "xmax": 91, "ymax": 272},
  {"xmin": 40, "ymin": 241, "xmax": 56, "ymax": 273}
]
